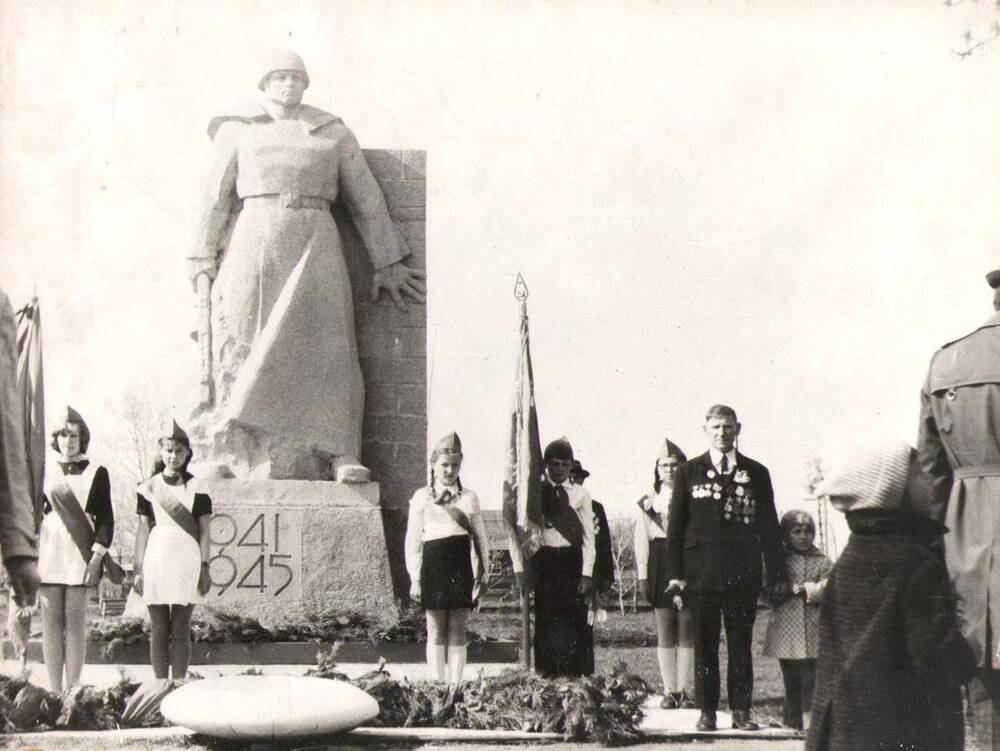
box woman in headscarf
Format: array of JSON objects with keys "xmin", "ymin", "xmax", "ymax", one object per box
[
  {"xmin": 191, "ymin": 51, "xmax": 425, "ymax": 480},
  {"xmin": 806, "ymin": 442, "xmax": 973, "ymax": 751},
  {"xmin": 405, "ymin": 433, "xmax": 489, "ymax": 692},
  {"xmin": 38, "ymin": 406, "xmax": 114, "ymax": 691},
  {"xmin": 635, "ymin": 439, "xmax": 695, "ymax": 708}
]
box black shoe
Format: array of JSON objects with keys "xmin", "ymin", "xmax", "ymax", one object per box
[
  {"xmin": 731, "ymin": 710, "xmax": 760, "ymax": 730},
  {"xmin": 658, "ymin": 692, "xmax": 679, "ymax": 709},
  {"xmin": 696, "ymin": 710, "xmax": 717, "ymax": 731},
  {"xmin": 678, "ymin": 690, "xmax": 696, "ymax": 709}
]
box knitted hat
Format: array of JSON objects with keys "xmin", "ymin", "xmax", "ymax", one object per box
[
  {"xmin": 430, "ymin": 432, "xmax": 462, "ymax": 462},
  {"xmin": 814, "ymin": 442, "xmax": 913, "ymax": 512},
  {"xmin": 543, "ymin": 437, "xmax": 574, "ymax": 463},
  {"xmin": 656, "ymin": 438, "xmax": 687, "ymax": 463}
]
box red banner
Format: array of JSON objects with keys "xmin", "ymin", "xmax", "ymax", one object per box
[{"xmin": 501, "ymin": 297, "xmax": 544, "ymax": 569}]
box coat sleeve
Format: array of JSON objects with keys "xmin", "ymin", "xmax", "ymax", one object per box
[
  {"xmin": 336, "ymin": 129, "xmax": 410, "ymax": 271},
  {"xmin": 592, "ymin": 502, "xmax": 615, "ymax": 594},
  {"xmin": 85, "ymin": 466, "xmax": 114, "ymax": 551},
  {"xmin": 664, "ymin": 472, "xmax": 691, "ymax": 582},
  {"xmin": 803, "ymin": 555, "xmax": 834, "ymax": 603},
  {"xmin": 916, "ymin": 370, "xmax": 954, "ymax": 525},
  {"xmin": 0, "ymin": 291, "xmax": 38, "ymax": 563},
  {"xmin": 901, "ymin": 553, "xmax": 976, "ymax": 687},
  {"xmin": 634, "ymin": 501, "xmax": 650, "ymax": 581},
  {"xmin": 756, "ymin": 466, "xmax": 788, "ymax": 585},
  {"xmin": 403, "ymin": 491, "xmax": 425, "ymax": 590},
  {"xmin": 192, "ymin": 121, "xmax": 242, "ymax": 283}
]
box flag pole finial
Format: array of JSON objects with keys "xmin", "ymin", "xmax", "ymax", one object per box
[{"xmin": 514, "ymin": 273, "xmax": 529, "ymax": 301}]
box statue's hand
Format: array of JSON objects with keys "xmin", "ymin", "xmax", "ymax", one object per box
[
  {"xmin": 371, "ymin": 261, "xmax": 426, "ymax": 311},
  {"xmin": 188, "ymin": 255, "xmax": 218, "ymax": 290}
]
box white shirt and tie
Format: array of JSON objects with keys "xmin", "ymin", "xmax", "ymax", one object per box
[
  {"xmin": 709, "ymin": 448, "xmax": 738, "ymax": 476},
  {"xmin": 509, "ymin": 479, "xmax": 596, "ymax": 577}
]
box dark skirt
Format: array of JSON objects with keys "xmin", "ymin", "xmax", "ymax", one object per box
[
  {"xmin": 420, "ymin": 534, "xmax": 474, "ymax": 610},
  {"xmin": 647, "ymin": 538, "xmax": 677, "ymax": 609},
  {"xmin": 533, "ymin": 546, "xmax": 586, "ymax": 678}
]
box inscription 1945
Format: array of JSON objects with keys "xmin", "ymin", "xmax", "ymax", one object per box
[{"xmin": 205, "ymin": 509, "xmax": 303, "ymax": 602}]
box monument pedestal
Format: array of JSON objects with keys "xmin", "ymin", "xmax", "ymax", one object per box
[{"xmin": 197, "ymin": 479, "xmax": 396, "ymax": 625}]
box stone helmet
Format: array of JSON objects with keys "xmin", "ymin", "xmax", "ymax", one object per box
[{"xmin": 258, "ymin": 50, "xmax": 310, "ymax": 91}]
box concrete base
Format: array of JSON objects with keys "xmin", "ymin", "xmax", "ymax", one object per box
[{"xmin": 197, "ymin": 479, "xmax": 396, "ymax": 625}]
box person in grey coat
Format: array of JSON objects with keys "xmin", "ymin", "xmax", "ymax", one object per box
[
  {"xmin": 918, "ymin": 267, "xmax": 1000, "ymax": 748},
  {"xmin": 807, "ymin": 442, "xmax": 974, "ymax": 751}
]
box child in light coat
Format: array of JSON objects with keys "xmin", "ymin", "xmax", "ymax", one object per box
[{"xmin": 762, "ymin": 510, "xmax": 833, "ymax": 730}]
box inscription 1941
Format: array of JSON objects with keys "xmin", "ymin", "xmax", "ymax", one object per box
[{"xmin": 205, "ymin": 508, "xmax": 303, "ymax": 603}]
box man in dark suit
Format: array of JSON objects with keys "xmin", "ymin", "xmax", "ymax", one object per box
[{"xmin": 665, "ymin": 404, "xmax": 787, "ymax": 731}]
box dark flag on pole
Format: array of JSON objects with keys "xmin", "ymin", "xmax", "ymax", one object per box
[
  {"xmin": 15, "ymin": 298, "xmax": 45, "ymax": 531},
  {"xmin": 502, "ymin": 275, "xmax": 544, "ymax": 562},
  {"xmin": 502, "ymin": 275, "xmax": 544, "ymax": 669}
]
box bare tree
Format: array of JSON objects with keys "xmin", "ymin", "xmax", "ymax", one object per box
[
  {"xmin": 608, "ymin": 514, "xmax": 637, "ymax": 616},
  {"xmin": 803, "ymin": 455, "xmax": 824, "ymax": 496},
  {"xmin": 97, "ymin": 390, "xmax": 170, "ymax": 563},
  {"xmin": 947, "ymin": 0, "xmax": 1000, "ymax": 57}
]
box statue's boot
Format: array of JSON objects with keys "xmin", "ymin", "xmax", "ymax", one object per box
[{"xmin": 334, "ymin": 455, "xmax": 371, "ymax": 483}]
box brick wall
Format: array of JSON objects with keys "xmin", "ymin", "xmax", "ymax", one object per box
[{"xmin": 336, "ymin": 149, "xmax": 426, "ymax": 598}]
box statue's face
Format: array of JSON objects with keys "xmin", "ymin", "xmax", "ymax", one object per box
[{"xmin": 264, "ymin": 70, "xmax": 307, "ymax": 108}]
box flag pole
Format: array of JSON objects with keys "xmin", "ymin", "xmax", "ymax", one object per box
[{"xmin": 514, "ymin": 275, "xmax": 532, "ymax": 671}]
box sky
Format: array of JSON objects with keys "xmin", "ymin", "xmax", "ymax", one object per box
[{"xmin": 2, "ymin": 0, "xmax": 999, "ymax": 557}]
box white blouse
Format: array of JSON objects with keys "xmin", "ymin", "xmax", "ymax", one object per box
[
  {"xmin": 508, "ymin": 480, "xmax": 596, "ymax": 577},
  {"xmin": 404, "ymin": 484, "xmax": 490, "ymax": 586},
  {"xmin": 634, "ymin": 487, "xmax": 670, "ymax": 581}
]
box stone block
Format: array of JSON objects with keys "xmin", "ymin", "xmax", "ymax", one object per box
[
  {"xmin": 357, "ymin": 325, "xmax": 425, "ymax": 360},
  {"xmin": 377, "ymin": 414, "xmax": 424, "ymax": 444},
  {"xmin": 402, "ymin": 151, "xmax": 426, "ymax": 180},
  {"xmin": 398, "ymin": 219, "xmax": 426, "ymax": 243},
  {"xmin": 391, "ymin": 205, "xmax": 426, "ymax": 222},
  {"xmin": 396, "ymin": 384, "xmax": 427, "ymax": 416},
  {"xmin": 364, "ymin": 384, "xmax": 399, "ymax": 414},
  {"xmin": 394, "ymin": 442, "xmax": 426, "ymax": 479},
  {"xmin": 381, "ymin": 180, "xmax": 426, "ymax": 208},
  {"xmin": 361, "ymin": 356, "xmax": 425, "ymax": 387},
  {"xmin": 362, "ymin": 440, "xmax": 397, "ymax": 479},
  {"xmin": 363, "ymin": 150, "xmax": 405, "ymax": 180},
  {"xmin": 199, "ymin": 479, "xmax": 396, "ymax": 625}
]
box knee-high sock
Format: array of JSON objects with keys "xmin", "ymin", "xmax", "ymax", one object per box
[
  {"xmin": 63, "ymin": 586, "xmax": 89, "ymax": 688},
  {"xmin": 657, "ymin": 647, "xmax": 678, "ymax": 694},
  {"xmin": 426, "ymin": 643, "xmax": 447, "ymax": 682},
  {"xmin": 447, "ymin": 645, "xmax": 467, "ymax": 687},
  {"xmin": 676, "ymin": 646, "xmax": 695, "ymax": 694}
]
